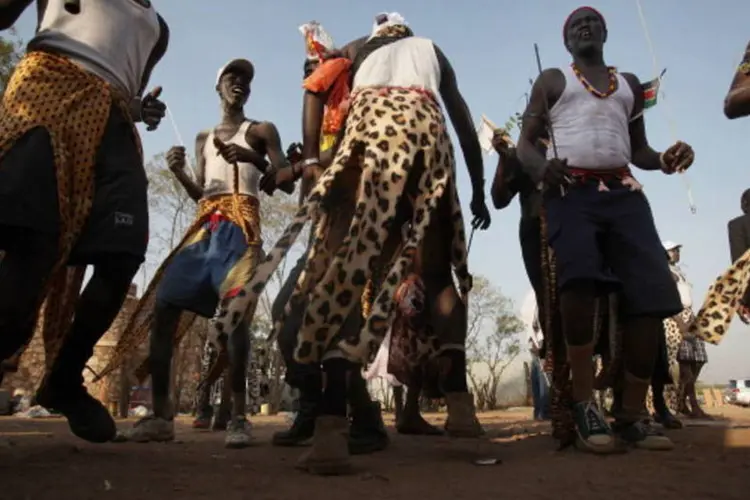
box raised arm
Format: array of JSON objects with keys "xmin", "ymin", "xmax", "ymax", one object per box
[
  {"xmin": 434, "ymin": 44, "xmax": 484, "ymax": 196},
  {"xmin": 621, "ymin": 72, "xmax": 662, "ymax": 171}
]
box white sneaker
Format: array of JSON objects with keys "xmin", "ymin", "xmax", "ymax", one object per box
[
  {"xmin": 114, "ymin": 416, "xmax": 175, "ymax": 443},
  {"xmin": 224, "ymin": 416, "xmax": 252, "ymax": 449}
]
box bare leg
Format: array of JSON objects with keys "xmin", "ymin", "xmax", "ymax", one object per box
[
  {"xmin": 397, "ymin": 368, "xmax": 443, "ymax": 435},
  {"xmin": 224, "ymin": 321, "xmax": 252, "ymax": 448},
  {"xmin": 677, "ymin": 362, "xmax": 692, "ymax": 415},
  {"xmin": 688, "ymin": 362, "xmax": 710, "ymax": 418},
  {"xmin": 393, "ymin": 385, "xmax": 404, "ymax": 423},
  {"xmin": 116, "ymin": 300, "xmax": 181, "ymax": 443}
]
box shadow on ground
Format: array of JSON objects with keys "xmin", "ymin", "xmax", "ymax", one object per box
[{"xmin": 1, "ymin": 407, "xmax": 749, "ymax": 500}]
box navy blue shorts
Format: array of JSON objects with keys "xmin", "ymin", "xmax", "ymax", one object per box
[
  {"xmin": 156, "ymin": 219, "xmax": 251, "ymax": 318},
  {"xmin": 544, "ymin": 181, "xmax": 681, "ymax": 318}
]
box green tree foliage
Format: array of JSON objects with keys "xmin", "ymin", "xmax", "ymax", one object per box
[
  {"xmin": 0, "ymin": 29, "xmax": 24, "ymax": 94},
  {"xmin": 464, "ymin": 275, "xmax": 524, "ymax": 411}
]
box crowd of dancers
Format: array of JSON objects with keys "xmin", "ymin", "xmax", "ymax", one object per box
[{"xmin": 1, "ymin": 0, "xmax": 749, "ymax": 477}]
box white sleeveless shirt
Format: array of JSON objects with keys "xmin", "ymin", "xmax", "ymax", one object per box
[
  {"xmin": 546, "ymin": 66, "xmax": 634, "ymax": 169},
  {"xmin": 670, "ymin": 263, "xmax": 693, "ymax": 310},
  {"xmin": 202, "ymin": 121, "xmax": 262, "ymax": 199},
  {"xmin": 30, "ymin": 0, "xmax": 161, "ymax": 99},
  {"xmin": 353, "ymin": 37, "xmax": 441, "ymax": 96}
]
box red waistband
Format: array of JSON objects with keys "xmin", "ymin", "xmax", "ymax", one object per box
[{"xmin": 568, "ymin": 166, "xmax": 632, "ymax": 180}]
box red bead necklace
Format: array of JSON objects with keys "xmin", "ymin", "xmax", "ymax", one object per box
[{"xmin": 570, "ymin": 63, "xmax": 618, "ymax": 98}]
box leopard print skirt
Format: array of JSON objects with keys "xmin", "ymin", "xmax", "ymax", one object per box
[
  {"xmin": 691, "ymin": 247, "xmax": 750, "ymax": 345},
  {"xmin": 209, "ymin": 87, "xmax": 471, "ymax": 367}
]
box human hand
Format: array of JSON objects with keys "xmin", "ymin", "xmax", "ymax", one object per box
[
  {"xmin": 542, "ymin": 158, "xmax": 570, "ymax": 187},
  {"xmin": 470, "ymin": 191, "xmax": 491, "ymax": 230},
  {"xmin": 286, "ymin": 142, "xmax": 303, "ymax": 164},
  {"xmin": 302, "ymin": 162, "xmax": 323, "ymax": 184},
  {"xmin": 491, "ymin": 129, "xmax": 512, "ymax": 154},
  {"xmin": 141, "ymin": 86, "xmax": 166, "ymax": 131},
  {"xmin": 661, "ymin": 141, "xmax": 694, "ymax": 174},
  {"xmin": 738, "ymin": 304, "xmax": 750, "ymax": 324},
  {"xmin": 166, "ymin": 145, "xmax": 186, "ymax": 172},
  {"xmin": 213, "ymin": 137, "xmax": 260, "ymax": 168}
]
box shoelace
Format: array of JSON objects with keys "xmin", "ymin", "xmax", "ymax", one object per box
[
  {"xmin": 133, "ymin": 415, "xmax": 158, "ymax": 428},
  {"xmin": 584, "ymin": 403, "xmax": 607, "ymax": 433}
]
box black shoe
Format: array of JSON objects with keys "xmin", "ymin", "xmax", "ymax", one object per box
[
  {"xmin": 272, "ymin": 374, "xmax": 321, "ymax": 447},
  {"xmin": 571, "ymin": 400, "xmax": 615, "ymax": 454},
  {"xmin": 349, "ymin": 401, "xmax": 389, "ymax": 455},
  {"xmin": 36, "ymin": 381, "xmax": 116, "ymax": 443},
  {"xmin": 613, "ymin": 419, "xmax": 674, "ymax": 451},
  {"xmin": 652, "ymin": 410, "xmax": 683, "ymax": 430}
]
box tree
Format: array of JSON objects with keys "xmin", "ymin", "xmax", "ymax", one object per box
[
  {"xmin": 0, "ymin": 29, "xmax": 23, "ymax": 94},
  {"xmin": 464, "ymin": 275, "xmax": 524, "ymax": 411}
]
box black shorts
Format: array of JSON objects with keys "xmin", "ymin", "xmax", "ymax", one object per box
[
  {"xmin": 0, "ymin": 103, "xmax": 148, "ymax": 264},
  {"xmin": 544, "ymin": 181, "xmax": 682, "ymax": 319}
]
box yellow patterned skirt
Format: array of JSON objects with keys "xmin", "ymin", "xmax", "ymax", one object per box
[
  {"xmin": 0, "ymin": 51, "xmax": 138, "ymax": 382},
  {"xmin": 96, "ymin": 194, "xmax": 262, "ymax": 382}
]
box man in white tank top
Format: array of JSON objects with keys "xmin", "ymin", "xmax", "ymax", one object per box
[
  {"xmin": 111, "ymin": 58, "xmax": 292, "ymax": 449},
  {"xmin": 724, "ymin": 40, "xmax": 750, "ymax": 119},
  {"xmin": 517, "ymin": 6, "xmax": 695, "ymax": 454},
  {"xmin": 0, "ymin": 0, "xmax": 169, "ymax": 444}
]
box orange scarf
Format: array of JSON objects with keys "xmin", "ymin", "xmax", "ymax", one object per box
[{"xmin": 303, "ymin": 57, "xmax": 352, "ymax": 136}]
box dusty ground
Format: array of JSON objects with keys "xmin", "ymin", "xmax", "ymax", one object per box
[{"xmin": 1, "ymin": 407, "xmax": 749, "ymax": 500}]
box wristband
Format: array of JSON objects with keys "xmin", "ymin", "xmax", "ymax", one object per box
[{"xmin": 302, "ymin": 158, "xmax": 320, "ymax": 168}]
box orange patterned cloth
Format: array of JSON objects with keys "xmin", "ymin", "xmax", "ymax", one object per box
[
  {"xmin": 0, "ymin": 51, "xmax": 138, "ymax": 385},
  {"xmin": 96, "ymin": 194, "xmax": 262, "ymax": 382},
  {"xmin": 302, "ymin": 57, "xmax": 352, "ymax": 137}
]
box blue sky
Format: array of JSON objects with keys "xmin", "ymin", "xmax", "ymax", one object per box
[{"xmin": 11, "ymin": 0, "xmax": 750, "ymax": 382}]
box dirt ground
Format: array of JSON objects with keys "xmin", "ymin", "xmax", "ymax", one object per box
[{"xmin": 2, "ymin": 407, "xmax": 749, "ymax": 500}]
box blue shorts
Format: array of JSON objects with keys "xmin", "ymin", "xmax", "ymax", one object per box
[
  {"xmin": 156, "ymin": 219, "xmax": 250, "ymax": 318},
  {"xmin": 544, "ymin": 181, "xmax": 681, "ymax": 318}
]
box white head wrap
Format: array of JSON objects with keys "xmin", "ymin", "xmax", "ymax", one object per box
[{"xmin": 370, "ymin": 12, "xmax": 407, "ymax": 38}]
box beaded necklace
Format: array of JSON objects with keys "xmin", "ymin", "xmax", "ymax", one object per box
[{"xmin": 570, "ymin": 63, "xmax": 618, "ymax": 98}]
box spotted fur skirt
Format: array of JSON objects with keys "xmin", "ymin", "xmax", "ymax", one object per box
[
  {"xmin": 691, "ymin": 247, "xmax": 750, "ymax": 345},
  {"xmin": 210, "ymin": 87, "xmax": 471, "ymax": 367}
]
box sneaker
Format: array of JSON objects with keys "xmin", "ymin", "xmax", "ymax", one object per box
[
  {"xmin": 192, "ymin": 415, "xmax": 212, "ymax": 430},
  {"xmin": 652, "ymin": 410, "xmax": 683, "ymax": 430},
  {"xmin": 224, "ymin": 416, "xmax": 252, "ymax": 449},
  {"xmin": 115, "ymin": 416, "xmax": 175, "ymax": 443},
  {"xmin": 615, "ymin": 420, "xmax": 674, "ymax": 451},
  {"xmin": 35, "ymin": 383, "xmax": 116, "ymax": 443},
  {"xmin": 572, "ymin": 400, "xmax": 616, "ymax": 454}
]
